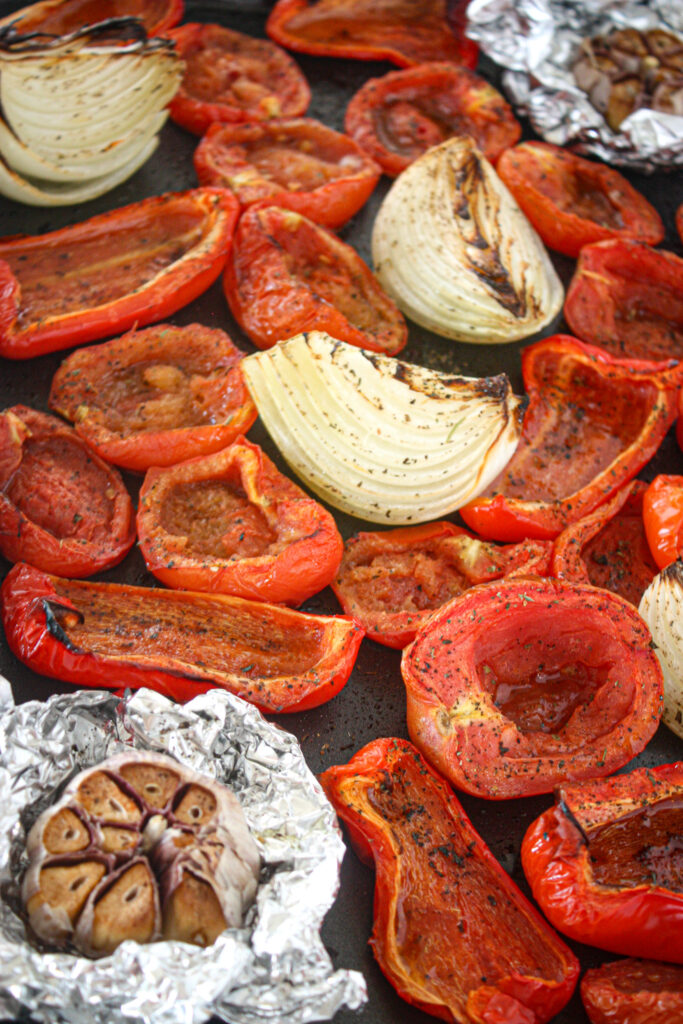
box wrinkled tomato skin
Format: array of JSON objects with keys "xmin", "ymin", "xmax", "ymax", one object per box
[
  {"xmin": 48, "ymin": 323, "xmax": 256, "ymax": 473},
  {"xmin": 0, "ymin": 0, "xmax": 183, "ymax": 34},
  {"xmin": 320, "ymin": 738, "xmax": 579, "ymax": 1023},
  {"xmin": 194, "ymin": 118, "xmax": 380, "ymax": 229},
  {"xmin": 223, "ymin": 205, "xmax": 407, "ymax": 354},
  {"xmin": 401, "ymin": 577, "xmax": 663, "ymax": 799},
  {"xmin": 0, "ymin": 189, "xmax": 239, "ymax": 360},
  {"xmin": 643, "ymin": 475, "xmax": 683, "ymax": 571},
  {"xmin": 0, "ymin": 406, "xmax": 135, "ymax": 578},
  {"xmin": 0, "ymin": 562, "xmax": 363, "ymax": 713},
  {"xmin": 522, "ymin": 763, "xmax": 683, "ymax": 964},
  {"xmin": 564, "ymin": 239, "xmax": 683, "ymax": 362},
  {"xmin": 496, "ymin": 142, "xmax": 664, "ymax": 259},
  {"xmin": 167, "ymin": 22, "xmax": 310, "ymax": 136},
  {"xmin": 581, "ymin": 959, "xmax": 683, "ymax": 1024},
  {"xmin": 345, "ymin": 62, "xmax": 521, "ymax": 177}
]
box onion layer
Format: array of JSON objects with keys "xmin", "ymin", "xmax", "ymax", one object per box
[{"xmin": 639, "ymin": 560, "xmax": 683, "ymax": 740}]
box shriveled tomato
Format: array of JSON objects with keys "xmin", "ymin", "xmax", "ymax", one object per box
[
  {"xmin": 0, "ymin": 406, "xmax": 135, "ymax": 578},
  {"xmin": 460, "ymin": 335, "xmax": 681, "ymax": 541},
  {"xmin": 166, "ymin": 23, "xmax": 310, "ymax": 136},
  {"xmin": 344, "ymin": 62, "xmax": 521, "ymax": 177},
  {"xmin": 332, "ymin": 521, "xmax": 552, "ymax": 648},
  {"xmin": 48, "ymin": 324, "xmax": 256, "ymax": 473},
  {"xmin": 320, "ymin": 738, "xmax": 579, "ymax": 1022},
  {"xmin": 496, "ymin": 142, "xmax": 664, "ymax": 259},
  {"xmin": 193, "ymin": 118, "xmax": 380, "ymax": 229},
  {"xmin": 643, "ymin": 475, "xmax": 683, "ymax": 570},
  {"xmin": 137, "ymin": 435, "xmax": 343, "ymax": 606},
  {"xmin": 223, "ymin": 205, "xmax": 407, "ymax": 354},
  {"xmin": 402, "ymin": 576, "xmax": 663, "ymax": 799},
  {"xmin": 0, "ymin": 188, "xmax": 239, "ymax": 360},
  {"xmin": 0, "ymin": 0, "xmax": 183, "ymax": 35},
  {"xmin": 564, "ymin": 239, "xmax": 683, "ymax": 362},
  {"xmin": 582, "ymin": 959, "xmax": 683, "ymax": 1024}
]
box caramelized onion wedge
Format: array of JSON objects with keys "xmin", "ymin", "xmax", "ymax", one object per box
[
  {"xmin": 241, "ymin": 331, "xmax": 522, "ymax": 524},
  {"xmin": 639, "ymin": 560, "xmax": 683, "ymax": 739},
  {"xmin": 371, "ymin": 136, "xmax": 564, "ymax": 343}
]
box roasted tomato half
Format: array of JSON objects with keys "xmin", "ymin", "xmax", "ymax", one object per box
[{"xmin": 581, "ymin": 959, "xmax": 683, "ymax": 1024}]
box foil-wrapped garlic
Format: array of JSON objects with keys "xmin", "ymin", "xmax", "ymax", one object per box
[{"xmin": 639, "ymin": 560, "xmax": 683, "ymax": 740}]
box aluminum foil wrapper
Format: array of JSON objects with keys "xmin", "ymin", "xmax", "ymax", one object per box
[
  {"xmin": 0, "ymin": 678, "xmax": 367, "ymax": 1024},
  {"xmin": 467, "ymin": 0, "xmax": 683, "ymax": 170}
]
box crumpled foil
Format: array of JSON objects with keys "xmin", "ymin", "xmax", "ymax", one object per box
[
  {"xmin": 467, "ymin": 0, "xmax": 683, "ymax": 170},
  {"xmin": 0, "ymin": 679, "xmax": 367, "ymax": 1024}
]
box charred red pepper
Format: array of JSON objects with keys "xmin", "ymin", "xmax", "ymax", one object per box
[
  {"xmin": 643, "ymin": 474, "xmax": 683, "ymax": 570},
  {"xmin": 48, "ymin": 323, "xmax": 257, "ymax": 473},
  {"xmin": 0, "ymin": 0, "xmax": 184, "ymax": 35},
  {"xmin": 522, "ymin": 761, "xmax": 683, "ymax": 963},
  {"xmin": 496, "ymin": 142, "xmax": 664, "ymax": 259},
  {"xmin": 401, "ymin": 577, "xmax": 663, "ymax": 799},
  {"xmin": 0, "ymin": 562, "xmax": 363, "ymax": 713},
  {"xmin": 563, "ymin": 239, "xmax": 683, "ymax": 362},
  {"xmin": 581, "ymin": 958, "xmax": 683, "ymax": 1024},
  {"xmin": 320, "ymin": 737, "xmax": 579, "ymax": 1023},
  {"xmin": 136, "ymin": 435, "xmax": 343, "ymax": 606},
  {"xmin": 0, "ymin": 406, "xmax": 135, "ymax": 577},
  {"xmin": 460, "ymin": 335, "xmax": 681, "ymax": 542},
  {"xmin": 332, "ymin": 520, "xmax": 552, "ymax": 649},
  {"xmin": 0, "ymin": 188, "xmax": 239, "ymax": 360}
]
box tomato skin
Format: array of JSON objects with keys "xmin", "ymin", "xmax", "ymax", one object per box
[
  {"xmin": 344, "ymin": 62, "xmax": 521, "ymax": 177},
  {"xmin": 581, "ymin": 959, "xmax": 683, "ymax": 1024},
  {"xmin": 193, "ymin": 118, "xmax": 380, "ymax": 229},
  {"xmin": 564, "ymin": 239, "xmax": 683, "ymax": 362},
  {"xmin": 0, "ymin": 0, "xmax": 184, "ymax": 35},
  {"xmin": 460, "ymin": 335, "xmax": 682, "ymax": 542},
  {"xmin": 0, "ymin": 188, "xmax": 239, "ymax": 361},
  {"xmin": 522, "ymin": 763, "xmax": 683, "ymax": 963},
  {"xmin": 223, "ymin": 205, "xmax": 407, "ymax": 354},
  {"xmin": 167, "ymin": 23, "xmax": 310, "ymax": 136},
  {"xmin": 137, "ymin": 436, "xmax": 344, "ymax": 607},
  {"xmin": 0, "ymin": 562, "xmax": 363, "ymax": 713},
  {"xmin": 320, "ymin": 738, "xmax": 579, "ymax": 1023},
  {"xmin": 48, "ymin": 323, "xmax": 257, "ymax": 473},
  {"xmin": 496, "ymin": 142, "xmax": 664, "ymax": 259},
  {"xmin": 401, "ymin": 576, "xmax": 663, "ymax": 799},
  {"xmin": 642, "ymin": 475, "xmax": 683, "ymax": 571},
  {"xmin": 0, "ymin": 406, "xmax": 135, "ymax": 578}
]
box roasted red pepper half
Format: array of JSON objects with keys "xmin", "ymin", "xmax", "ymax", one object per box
[
  {"xmin": 564, "ymin": 239, "xmax": 683, "ymax": 362},
  {"xmin": 551, "ymin": 479, "xmax": 658, "ymax": 606},
  {"xmin": 48, "ymin": 323, "xmax": 257, "ymax": 473},
  {"xmin": 193, "ymin": 118, "xmax": 380, "ymax": 229},
  {"xmin": 0, "ymin": 406, "xmax": 135, "ymax": 577},
  {"xmin": 0, "ymin": 0, "xmax": 184, "ymax": 35},
  {"xmin": 344, "ymin": 62, "xmax": 521, "ymax": 177},
  {"xmin": 166, "ymin": 22, "xmax": 310, "ymax": 136},
  {"xmin": 643, "ymin": 474, "xmax": 683, "ymax": 570},
  {"xmin": 137, "ymin": 435, "xmax": 343, "ymax": 606},
  {"xmin": 522, "ymin": 761, "xmax": 683, "ymax": 963},
  {"xmin": 0, "ymin": 562, "xmax": 363, "ymax": 713},
  {"xmin": 320, "ymin": 737, "xmax": 579, "ymax": 1023},
  {"xmin": 401, "ymin": 576, "xmax": 663, "ymax": 799},
  {"xmin": 266, "ymin": 0, "xmax": 478, "ymax": 70},
  {"xmin": 460, "ymin": 335, "xmax": 681, "ymax": 542},
  {"xmin": 332, "ymin": 520, "xmax": 553, "ymax": 649},
  {"xmin": 223, "ymin": 205, "xmax": 407, "ymax": 354},
  {"xmin": 677, "ymin": 202, "xmax": 683, "ymax": 247},
  {"xmin": 581, "ymin": 958, "xmax": 683, "ymax": 1024},
  {"xmin": 496, "ymin": 142, "xmax": 664, "ymax": 259},
  {"xmin": 0, "ymin": 188, "xmax": 239, "ymax": 360}
]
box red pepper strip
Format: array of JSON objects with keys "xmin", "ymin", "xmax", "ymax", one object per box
[
  {"xmin": 0, "ymin": 188, "xmax": 239, "ymax": 360},
  {"xmin": 678, "ymin": 387, "xmax": 683, "ymax": 453},
  {"xmin": 137, "ymin": 435, "xmax": 343, "ymax": 607},
  {"xmin": 0, "ymin": 562, "xmax": 363, "ymax": 713},
  {"xmin": 266, "ymin": 0, "xmax": 478, "ymax": 70},
  {"xmin": 563, "ymin": 239, "xmax": 683, "ymax": 362},
  {"xmin": 521, "ymin": 762, "xmax": 683, "ymax": 963},
  {"xmin": 677, "ymin": 203, "xmax": 683, "ymax": 247},
  {"xmin": 581, "ymin": 958, "xmax": 683, "ymax": 1024},
  {"xmin": 332, "ymin": 521, "xmax": 552, "ymax": 649},
  {"xmin": 0, "ymin": 0, "xmax": 184, "ymax": 35},
  {"xmin": 460, "ymin": 335, "xmax": 682, "ymax": 542},
  {"xmin": 48, "ymin": 323, "xmax": 257, "ymax": 473},
  {"xmin": 643, "ymin": 474, "xmax": 683, "ymax": 570},
  {"xmin": 0, "ymin": 406, "xmax": 135, "ymax": 578},
  {"xmin": 551, "ymin": 479, "xmax": 657, "ymax": 606},
  {"xmin": 401, "ymin": 577, "xmax": 663, "ymax": 799},
  {"xmin": 320, "ymin": 738, "xmax": 579, "ymax": 1023}
]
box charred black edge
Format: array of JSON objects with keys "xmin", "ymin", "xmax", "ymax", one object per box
[
  {"xmin": 662, "ymin": 558, "xmax": 683, "ymax": 586},
  {"xmin": 0, "ymin": 16, "xmax": 173, "ymax": 53},
  {"xmin": 43, "ymin": 598, "xmax": 84, "ymax": 653},
  {"xmin": 557, "ymin": 795, "xmax": 590, "ymax": 848}
]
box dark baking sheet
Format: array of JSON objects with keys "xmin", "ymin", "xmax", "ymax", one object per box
[{"xmin": 1, "ymin": 2, "xmax": 682, "ymax": 1022}]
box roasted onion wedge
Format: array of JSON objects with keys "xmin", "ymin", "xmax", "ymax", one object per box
[
  {"xmin": 639, "ymin": 560, "xmax": 683, "ymax": 740},
  {"xmin": 371, "ymin": 136, "xmax": 564, "ymax": 343},
  {"xmin": 241, "ymin": 331, "xmax": 522, "ymax": 524}
]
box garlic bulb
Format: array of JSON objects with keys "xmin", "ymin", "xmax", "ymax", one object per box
[
  {"xmin": 639, "ymin": 560, "xmax": 683, "ymax": 740},
  {"xmin": 371, "ymin": 135, "xmax": 564, "ymax": 343},
  {"xmin": 241, "ymin": 331, "xmax": 522, "ymax": 524}
]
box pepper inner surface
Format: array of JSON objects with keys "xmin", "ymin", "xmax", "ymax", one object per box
[
  {"xmin": 159, "ymin": 478, "xmax": 278, "ymax": 558},
  {"xmin": 586, "ymin": 796, "xmax": 683, "ymax": 891},
  {"xmin": 284, "ymin": 0, "xmax": 454, "ymax": 55},
  {"xmin": 12, "ymin": 0, "xmax": 171, "ymax": 34}
]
